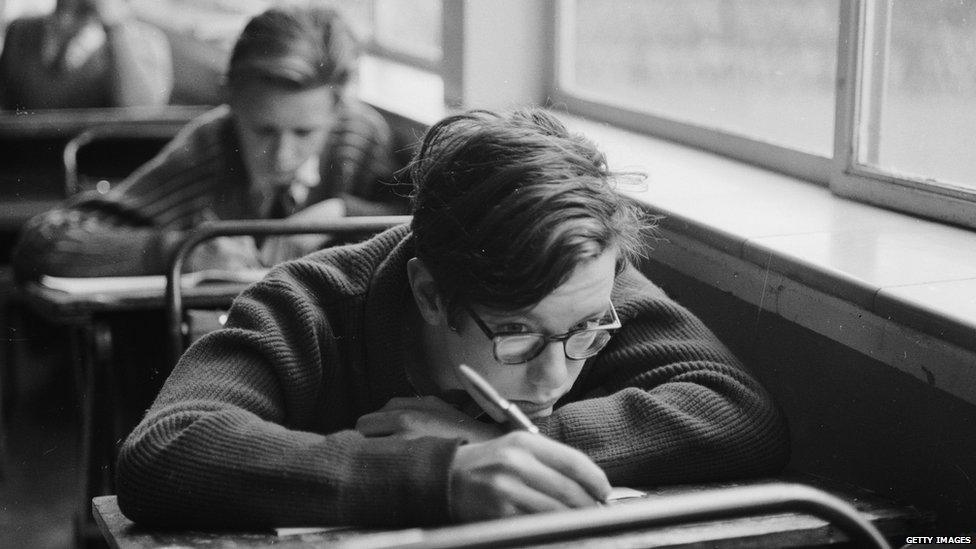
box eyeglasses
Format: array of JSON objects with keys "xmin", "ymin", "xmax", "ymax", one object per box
[{"xmin": 466, "ymin": 303, "xmax": 621, "ymax": 365}]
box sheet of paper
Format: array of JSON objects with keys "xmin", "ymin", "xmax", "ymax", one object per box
[
  {"xmin": 40, "ymin": 274, "xmax": 167, "ymax": 294},
  {"xmin": 275, "ymin": 525, "xmax": 358, "ymax": 537},
  {"xmin": 39, "ymin": 268, "xmax": 270, "ymax": 295},
  {"xmin": 608, "ymin": 486, "xmax": 649, "ymax": 502}
]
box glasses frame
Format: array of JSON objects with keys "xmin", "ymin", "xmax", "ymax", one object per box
[{"xmin": 465, "ymin": 303, "xmax": 622, "ymax": 365}]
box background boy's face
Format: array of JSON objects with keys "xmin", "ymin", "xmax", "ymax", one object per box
[
  {"xmin": 54, "ymin": 0, "xmax": 95, "ymax": 32},
  {"xmin": 439, "ymin": 251, "xmax": 618, "ymax": 421},
  {"xmin": 231, "ymin": 81, "xmax": 336, "ymax": 189}
]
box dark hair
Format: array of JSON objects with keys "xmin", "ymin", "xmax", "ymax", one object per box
[
  {"xmin": 226, "ymin": 5, "xmax": 358, "ymax": 93},
  {"xmin": 409, "ymin": 109, "xmax": 653, "ymax": 321}
]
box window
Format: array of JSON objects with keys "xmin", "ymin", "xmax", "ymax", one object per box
[
  {"xmin": 333, "ymin": 0, "xmax": 442, "ymax": 72},
  {"xmin": 555, "ymin": 0, "xmax": 976, "ymax": 230},
  {"xmin": 561, "ymin": 0, "xmax": 838, "ymax": 156},
  {"xmin": 834, "ymin": 0, "xmax": 976, "ymax": 227},
  {"xmin": 335, "ymin": 0, "xmax": 447, "ymax": 119},
  {"xmin": 372, "ymin": 0, "xmax": 442, "ymax": 70}
]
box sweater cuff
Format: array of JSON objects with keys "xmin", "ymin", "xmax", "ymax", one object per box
[
  {"xmin": 346, "ymin": 435, "xmax": 463, "ymax": 525},
  {"xmin": 411, "ymin": 437, "xmax": 464, "ymax": 525}
]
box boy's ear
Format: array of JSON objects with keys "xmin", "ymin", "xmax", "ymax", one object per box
[{"xmin": 407, "ymin": 258, "xmax": 446, "ymax": 326}]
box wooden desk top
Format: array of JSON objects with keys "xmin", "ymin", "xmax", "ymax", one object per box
[
  {"xmin": 23, "ymin": 280, "xmax": 248, "ymax": 323},
  {"xmin": 0, "ymin": 106, "xmax": 209, "ymax": 138},
  {"xmin": 92, "ymin": 476, "xmax": 931, "ymax": 549}
]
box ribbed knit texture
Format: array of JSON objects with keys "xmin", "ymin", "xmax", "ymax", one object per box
[
  {"xmin": 12, "ymin": 101, "xmax": 407, "ymax": 279},
  {"xmin": 116, "ymin": 225, "xmax": 790, "ymax": 528}
]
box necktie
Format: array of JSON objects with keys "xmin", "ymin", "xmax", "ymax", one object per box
[
  {"xmin": 255, "ymin": 185, "xmax": 297, "ymax": 248},
  {"xmin": 266, "ymin": 184, "xmax": 298, "ymax": 220}
]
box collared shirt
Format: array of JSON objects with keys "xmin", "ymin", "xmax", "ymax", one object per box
[{"xmin": 256, "ymin": 155, "xmax": 321, "ymax": 219}]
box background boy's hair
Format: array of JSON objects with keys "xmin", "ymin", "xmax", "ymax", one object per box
[
  {"xmin": 226, "ymin": 5, "xmax": 358, "ymax": 94},
  {"xmin": 409, "ymin": 108, "xmax": 654, "ymax": 320}
]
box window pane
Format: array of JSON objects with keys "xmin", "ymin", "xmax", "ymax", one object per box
[
  {"xmin": 860, "ymin": 0, "xmax": 976, "ymax": 191},
  {"xmin": 373, "ymin": 0, "xmax": 441, "ymax": 63},
  {"xmin": 332, "ymin": 0, "xmax": 374, "ymax": 43},
  {"xmin": 563, "ymin": 0, "xmax": 838, "ymax": 156},
  {"xmin": 130, "ymin": 0, "xmax": 274, "ymax": 48}
]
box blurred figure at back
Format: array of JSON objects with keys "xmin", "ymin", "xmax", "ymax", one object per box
[
  {"xmin": 13, "ymin": 4, "xmax": 405, "ymax": 279},
  {"xmin": 0, "ymin": 0, "xmax": 173, "ymax": 110}
]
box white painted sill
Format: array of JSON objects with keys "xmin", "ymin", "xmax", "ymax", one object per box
[
  {"xmin": 568, "ymin": 117, "xmax": 976, "ymax": 406},
  {"xmin": 358, "ymin": 62, "xmax": 976, "ymax": 406}
]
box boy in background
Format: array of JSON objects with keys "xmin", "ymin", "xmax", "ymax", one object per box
[{"xmin": 13, "ymin": 5, "xmax": 404, "ymax": 279}]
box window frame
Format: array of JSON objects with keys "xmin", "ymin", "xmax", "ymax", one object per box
[
  {"xmin": 551, "ymin": 0, "xmax": 976, "ymax": 231},
  {"xmin": 360, "ymin": 0, "xmax": 447, "ymax": 76},
  {"xmin": 831, "ymin": 0, "xmax": 976, "ymax": 229}
]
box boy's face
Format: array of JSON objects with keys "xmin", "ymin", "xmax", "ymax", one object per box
[
  {"xmin": 231, "ymin": 81, "xmax": 336, "ymax": 189},
  {"xmin": 436, "ymin": 250, "xmax": 618, "ymax": 421},
  {"xmin": 54, "ymin": 0, "xmax": 95, "ymax": 32}
]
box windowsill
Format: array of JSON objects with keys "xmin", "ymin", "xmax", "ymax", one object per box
[
  {"xmin": 357, "ymin": 61, "xmax": 976, "ymax": 405},
  {"xmin": 565, "ymin": 116, "xmax": 976, "ymax": 404}
]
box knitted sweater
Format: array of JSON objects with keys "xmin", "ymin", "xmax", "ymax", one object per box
[
  {"xmin": 13, "ymin": 102, "xmax": 406, "ymax": 278},
  {"xmin": 116, "ymin": 225, "xmax": 790, "ymax": 528}
]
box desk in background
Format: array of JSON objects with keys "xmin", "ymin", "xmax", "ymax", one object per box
[
  {"xmin": 0, "ymin": 106, "xmax": 207, "ymax": 260},
  {"xmin": 21, "ymin": 278, "xmax": 249, "ymax": 546},
  {"xmin": 92, "ymin": 475, "xmax": 931, "ymax": 548}
]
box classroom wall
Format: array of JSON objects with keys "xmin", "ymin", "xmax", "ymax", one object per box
[{"xmin": 641, "ymin": 258, "xmax": 976, "ymax": 534}]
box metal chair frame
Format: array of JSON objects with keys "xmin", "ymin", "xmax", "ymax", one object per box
[
  {"xmin": 389, "ymin": 482, "xmax": 893, "ymax": 549},
  {"xmin": 165, "ymin": 216, "xmax": 412, "ymax": 364},
  {"xmin": 62, "ymin": 123, "xmax": 179, "ymax": 196}
]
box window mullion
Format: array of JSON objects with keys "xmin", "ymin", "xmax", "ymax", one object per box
[
  {"xmin": 860, "ymin": 0, "xmax": 892, "ymax": 166},
  {"xmin": 441, "ymin": 0, "xmax": 464, "ymax": 107},
  {"xmin": 831, "ymin": 0, "xmax": 861, "ymax": 190}
]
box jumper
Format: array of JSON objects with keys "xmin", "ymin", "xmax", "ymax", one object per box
[
  {"xmin": 12, "ymin": 102, "xmax": 407, "ymax": 279},
  {"xmin": 0, "ymin": 15, "xmax": 172, "ymax": 110},
  {"xmin": 116, "ymin": 224, "xmax": 790, "ymax": 528}
]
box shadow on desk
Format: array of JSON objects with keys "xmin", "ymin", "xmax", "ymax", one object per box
[{"xmin": 92, "ymin": 475, "xmax": 932, "ymax": 549}]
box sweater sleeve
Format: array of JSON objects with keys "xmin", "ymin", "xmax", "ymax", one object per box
[
  {"xmin": 116, "ymin": 264, "xmax": 460, "ymax": 528},
  {"xmin": 328, "ymin": 102, "xmax": 410, "ymax": 217},
  {"xmin": 537, "ymin": 266, "xmax": 790, "ymax": 486},
  {"xmin": 11, "ymin": 110, "xmax": 229, "ymax": 279},
  {"xmin": 12, "ymin": 204, "xmax": 176, "ymax": 278}
]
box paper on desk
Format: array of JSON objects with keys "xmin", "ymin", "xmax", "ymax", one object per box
[
  {"xmin": 276, "ymin": 525, "xmax": 360, "ymax": 537},
  {"xmin": 607, "ymin": 486, "xmax": 648, "ymax": 502},
  {"xmin": 39, "ymin": 268, "xmax": 270, "ymax": 295}
]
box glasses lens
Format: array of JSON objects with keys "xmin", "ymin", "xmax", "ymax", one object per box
[
  {"xmin": 494, "ymin": 334, "xmax": 546, "ymax": 364},
  {"xmin": 565, "ymin": 330, "xmax": 612, "ymax": 359}
]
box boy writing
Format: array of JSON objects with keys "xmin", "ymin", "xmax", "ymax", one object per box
[{"xmin": 117, "ymin": 109, "xmax": 789, "ymax": 526}]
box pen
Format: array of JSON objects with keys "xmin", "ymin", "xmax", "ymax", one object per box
[{"xmin": 457, "ymin": 364, "xmax": 540, "ymax": 434}]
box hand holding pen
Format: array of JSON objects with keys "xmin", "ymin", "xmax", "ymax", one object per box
[{"xmin": 447, "ymin": 364, "xmax": 611, "ymax": 522}]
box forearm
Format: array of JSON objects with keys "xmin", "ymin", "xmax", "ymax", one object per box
[
  {"xmin": 103, "ymin": 21, "xmax": 173, "ymax": 107},
  {"xmin": 540, "ymin": 367, "xmax": 790, "ymax": 486},
  {"xmin": 117, "ymin": 404, "xmax": 459, "ymax": 528},
  {"xmin": 538, "ymin": 269, "xmax": 791, "ymax": 485},
  {"xmin": 118, "ymin": 274, "xmax": 460, "ymax": 528},
  {"xmin": 12, "ymin": 209, "xmax": 173, "ymax": 278}
]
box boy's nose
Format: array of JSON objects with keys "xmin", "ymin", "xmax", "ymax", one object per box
[
  {"xmin": 266, "ymin": 133, "xmax": 302, "ymax": 171},
  {"xmin": 528, "ymin": 341, "xmax": 569, "ymax": 391}
]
